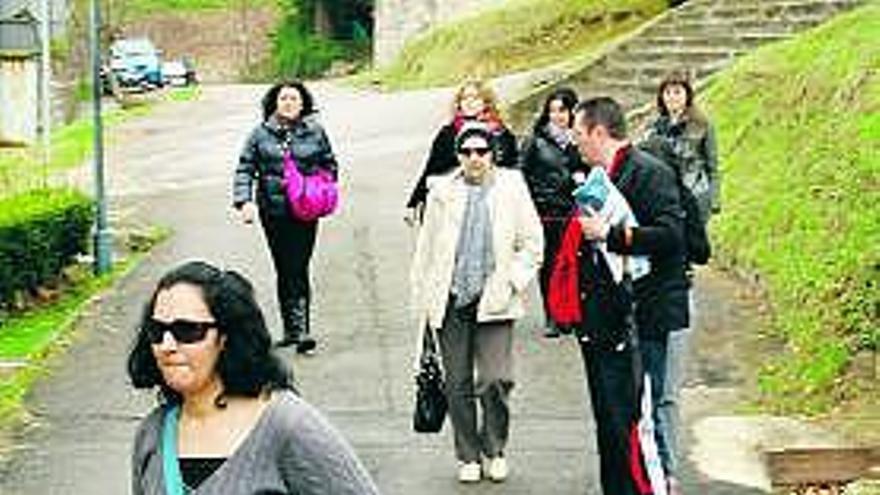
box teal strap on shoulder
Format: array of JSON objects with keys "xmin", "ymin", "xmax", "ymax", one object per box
[{"xmin": 161, "ymin": 405, "xmax": 186, "ymax": 495}]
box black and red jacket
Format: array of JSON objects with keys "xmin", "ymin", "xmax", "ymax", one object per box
[{"xmin": 549, "ymin": 145, "xmax": 689, "ymax": 341}]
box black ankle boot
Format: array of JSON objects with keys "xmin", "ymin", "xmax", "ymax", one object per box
[
  {"xmin": 293, "ymin": 297, "xmax": 316, "ymax": 354},
  {"xmin": 277, "ymin": 294, "xmax": 304, "ymax": 348}
]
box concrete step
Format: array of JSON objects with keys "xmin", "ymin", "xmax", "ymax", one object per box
[
  {"xmin": 613, "ymin": 45, "xmax": 744, "ymax": 65},
  {"xmin": 598, "ymin": 58, "xmax": 730, "ymax": 83},
  {"xmin": 623, "ymin": 30, "xmax": 793, "ymax": 52},
  {"xmin": 506, "ymin": 0, "xmax": 867, "ymax": 130},
  {"xmin": 586, "ymin": 77, "xmax": 657, "ymax": 101},
  {"xmin": 647, "ymin": 15, "xmax": 825, "ymax": 37},
  {"xmin": 674, "ymin": 0, "xmax": 861, "ymax": 22}
]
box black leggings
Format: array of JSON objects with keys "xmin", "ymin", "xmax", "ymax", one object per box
[{"xmin": 259, "ymin": 211, "xmax": 318, "ymax": 332}]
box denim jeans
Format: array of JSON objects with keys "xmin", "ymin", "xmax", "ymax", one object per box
[
  {"xmin": 638, "ymin": 336, "xmax": 669, "ymax": 475},
  {"xmin": 660, "ymin": 327, "xmax": 691, "ymax": 477}
]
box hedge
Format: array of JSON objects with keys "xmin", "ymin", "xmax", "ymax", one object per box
[{"xmin": 0, "ymin": 189, "xmax": 95, "ymax": 306}]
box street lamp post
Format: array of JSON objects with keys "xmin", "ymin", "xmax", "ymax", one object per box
[
  {"xmin": 39, "ymin": 0, "xmax": 51, "ymax": 170},
  {"xmin": 90, "ymin": 0, "xmax": 112, "ymax": 274}
]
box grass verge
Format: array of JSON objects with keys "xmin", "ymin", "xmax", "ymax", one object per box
[
  {"xmin": 113, "ymin": 0, "xmax": 275, "ymax": 19},
  {"xmin": 702, "ymin": 4, "xmax": 879, "ymax": 414},
  {"xmin": 0, "ymin": 88, "xmax": 200, "ymax": 199},
  {"xmin": 364, "ymin": 0, "xmax": 665, "ymax": 89},
  {"xmin": 0, "ymin": 225, "xmax": 169, "ymax": 427}
]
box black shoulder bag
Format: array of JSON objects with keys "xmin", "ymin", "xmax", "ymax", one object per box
[{"xmin": 412, "ymin": 325, "xmax": 448, "ymax": 433}]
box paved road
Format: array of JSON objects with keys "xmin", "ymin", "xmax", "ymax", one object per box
[{"xmin": 0, "ymin": 83, "xmax": 766, "ymax": 494}]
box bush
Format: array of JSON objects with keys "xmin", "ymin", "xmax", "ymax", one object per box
[
  {"xmin": 0, "ymin": 189, "xmax": 95, "ymax": 306},
  {"xmin": 271, "ymin": 14, "xmax": 345, "ymax": 78},
  {"xmin": 272, "ymin": 8, "xmax": 346, "ymax": 78}
]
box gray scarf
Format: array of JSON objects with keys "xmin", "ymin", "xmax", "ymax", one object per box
[
  {"xmin": 545, "ymin": 122, "xmax": 572, "ymax": 149},
  {"xmin": 451, "ymin": 182, "xmax": 494, "ymax": 308}
]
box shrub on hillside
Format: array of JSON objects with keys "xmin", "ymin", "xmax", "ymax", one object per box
[
  {"xmin": 271, "ymin": 20, "xmax": 345, "ymax": 78},
  {"xmin": 0, "ymin": 189, "xmax": 94, "ymax": 307},
  {"xmin": 702, "ymin": 5, "xmax": 879, "ymax": 413}
]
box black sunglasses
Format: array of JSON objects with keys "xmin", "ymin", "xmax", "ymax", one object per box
[
  {"xmin": 145, "ymin": 318, "xmax": 216, "ymax": 344},
  {"xmin": 458, "ymin": 146, "xmax": 491, "ymax": 157}
]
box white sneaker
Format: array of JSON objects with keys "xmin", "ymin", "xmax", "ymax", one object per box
[
  {"xmin": 485, "ymin": 456, "xmax": 508, "ymax": 482},
  {"xmin": 458, "ymin": 462, "xmax": 481, "ymax": 483}
]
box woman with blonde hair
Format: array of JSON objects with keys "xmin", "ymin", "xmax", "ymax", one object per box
[{"xmin": 405, "ymin": 78, "xmax": 518, "ymax": 224}]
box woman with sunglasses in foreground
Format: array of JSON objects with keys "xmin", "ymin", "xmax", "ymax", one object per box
[{"xmin": 128, "ymin": 261, "xmax": 379, "ymax": 494}]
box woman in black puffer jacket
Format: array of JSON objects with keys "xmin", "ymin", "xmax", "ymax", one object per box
[
  {"xmin": 232, "ymin": 81, "xmax": 338, "ymax": 354},
  {"xmin": 520, "ymin": 87, "xmax": 585, "ymax": 337}
]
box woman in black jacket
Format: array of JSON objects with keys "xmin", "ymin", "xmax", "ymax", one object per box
[
  {"xmin": 405, "ymin": 78, "xmax": 518, "ymax": 224},
  {"xmin": 520, "ymin": 87, "xmax": 585, "ymax": 337},
  {"xmin": 641, "ymin": 71, "xmax": 719, "ymax": 225},
  {"xmin": 232, "ymin": 81, "xmax": 338, "ymax": 354},
  {"xmin": 637, "ymin": 71, "xmax": 719, "ymax": 493}
]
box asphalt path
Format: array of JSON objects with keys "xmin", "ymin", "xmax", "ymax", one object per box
[{"xmin": 0, "ymin": 83, "xmax": 766, "ymax": 494}]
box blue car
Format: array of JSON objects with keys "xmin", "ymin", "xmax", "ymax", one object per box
[{"xmin": 108, "ymin": 38, "xmax": 163, "ymax": 89}]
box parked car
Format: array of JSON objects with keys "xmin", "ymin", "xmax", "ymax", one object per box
[
  {"xmin": 108, "ymin": 38, "xmax": 163, "ymax": 90},
  {"xmin": 161, "ymin": 58, "xmax": 197, "ymax": 87}
]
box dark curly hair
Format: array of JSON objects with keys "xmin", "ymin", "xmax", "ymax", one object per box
[
  {"xmin": 127, "ymin": 260, "xmax": 294, "ymax": 405},
  {"xmin": 261, "ymin": 80, "xmax": 316, "ymax": 122},
  {"xmin": 533, "ymin": 87, "xmax": 578, "ymax": 133}
]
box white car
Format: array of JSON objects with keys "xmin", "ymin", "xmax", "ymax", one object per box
[{"xmin": 161, "ymin": 60, "xmax": 190, "ymax": 87}]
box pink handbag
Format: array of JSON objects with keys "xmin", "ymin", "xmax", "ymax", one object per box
[{"xmin": 282, "ymin": 150, "xmax": 339, "ymax": 221}]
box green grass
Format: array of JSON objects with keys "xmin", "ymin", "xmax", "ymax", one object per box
[
  {"xmin": 365, "ymin": 0, "xmax": 665, "ymax": 89},
  {"xmin": 702, "ymin": 4, "xmax": 879, "ymax": 414},
  {"xmin": 115, "ymin": 0, "xmax": 275, "ymax": 18},
  {"xmin": 167, "ymin": 85, "xmax": 203, "ymax": 102},
  {"xmin": 0, "ymin": 90, "xmax": 195, "ymax": 199}
]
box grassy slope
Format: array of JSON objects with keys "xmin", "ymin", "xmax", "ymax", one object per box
[
  {"xmin": 371, "ymin": 0, "xmax": 665, "ymax": 89},
  {"xmin": 702, "ymin": 4, "xmax": 879, "ymax": 414}
]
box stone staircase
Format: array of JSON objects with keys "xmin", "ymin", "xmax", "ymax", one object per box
[{"xmin": 507, "ymin": 0, "xmax": 866, "ymax": 130}]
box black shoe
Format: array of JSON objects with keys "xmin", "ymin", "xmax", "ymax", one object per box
[
  {"xmin": 275, "ymin": 336, "xmax": 299, "ymax": 348},
  {"xmin": 295, "ymin": 336, "xmax": 317, "ymax": 354}
]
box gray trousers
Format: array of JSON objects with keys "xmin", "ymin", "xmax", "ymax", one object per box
[{"xmin": 437, "ymin": 300, "xmax": 514, "ymax": 463}]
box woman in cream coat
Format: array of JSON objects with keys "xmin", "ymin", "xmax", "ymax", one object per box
[{"xmin": 410, "ymin": 122, "xmax": 543, "ymax": 484}]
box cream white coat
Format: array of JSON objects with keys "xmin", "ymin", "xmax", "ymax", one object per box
[{"xmin": 410, "ymin": 167, "xmax": 544, "ymax": 330}]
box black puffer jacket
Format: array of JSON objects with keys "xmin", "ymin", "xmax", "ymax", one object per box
[
  {"xmin": 233, "ymin": 115, "xmax": 338, "ymax": 218},
  {"xmin": 605, "ymin": 146, "xmax": 690, "ymax": 339},
  {"xmin": 520, "ymin": 128, "xmax": 584, "ymax": 219},
  {"xmin": 405, "ymin": 122, "xmax": 518, "ymax": 209}
]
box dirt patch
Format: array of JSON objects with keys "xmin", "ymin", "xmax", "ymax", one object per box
[{"xmin": 116, "ymin": 7, "xmax": 278, "ymax": 83}]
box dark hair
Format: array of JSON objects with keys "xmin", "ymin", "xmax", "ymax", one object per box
[
  {"xmin": 454, "ymin": 121, "xmax": 498, "ymax": 162},
  {"xmin": 656, "ymin": 70, "xmax": 708, "ymax": 129},
  {"xmin": 127, "ymin": 261, "xmax": 294, "ymax": 405},
  {"xmin": 575, "ymin": 97, "xmax": 627, "ymax": 140},
  {"xmin": 534, "ymin": 87, "xmax": 578, "ymax": 132},
  {"xmin": 261, "ymin": 80, "xmax": 316, "ymax": 122},
  {"xmin": 455, "ymin": 121, "xmax": 496, "ymax": 151}
]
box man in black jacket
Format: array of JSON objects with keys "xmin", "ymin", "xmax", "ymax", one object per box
[{"xmin": 573, "ymin": 97, "xmax": 689, "ymax": 494}]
